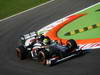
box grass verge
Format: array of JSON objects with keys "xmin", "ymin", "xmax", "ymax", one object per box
[{"xmin": 0, "ymin": 0, "xmax": 49, "ymax": 19}]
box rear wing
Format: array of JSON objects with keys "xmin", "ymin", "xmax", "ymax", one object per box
[{"xmin": 21, "ymin": 31, "xmax": 36, "ymax": 40}]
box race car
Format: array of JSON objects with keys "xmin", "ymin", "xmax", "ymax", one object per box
[{"xmin": 16, "ymin": 31, "xmax": 86, "ymax": 66}]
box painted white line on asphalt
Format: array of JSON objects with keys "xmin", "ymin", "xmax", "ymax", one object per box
[{"xmin": 0, "ymin": 0, "xmax": 55, "ymax": 22}]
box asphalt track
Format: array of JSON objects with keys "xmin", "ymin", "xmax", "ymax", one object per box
[{"xmin": 0, "ymin": 0, "xmax": 100, "ymax": 75}]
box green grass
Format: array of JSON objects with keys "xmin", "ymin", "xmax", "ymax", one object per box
[
  {"xmin": 0, "ymin": 0, "xmax": 49, "ymax": 19},
  {"xmin": 57, "ymin": 3, "xmax": 100, "ymax": 40}
]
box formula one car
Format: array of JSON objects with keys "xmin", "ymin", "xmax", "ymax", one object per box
[{"xmin": 16, "ymin": 31, "xmax": 86, "ymax": 66}]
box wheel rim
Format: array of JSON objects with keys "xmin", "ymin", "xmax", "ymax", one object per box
[
  {"xmin": 38, "ymin": 51, "xmax": 46, "ymax": 64},
  {"xmin": 67, "ymin": 42, "xmax": 72, "ymax": 48}
]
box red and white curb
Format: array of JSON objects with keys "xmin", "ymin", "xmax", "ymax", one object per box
[{"xmin": 79, "ymin": 43, "xmax": 100, "ymax": 50}]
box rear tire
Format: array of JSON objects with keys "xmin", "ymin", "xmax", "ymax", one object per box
[
  {"xmin": 37, "ymin": 50, "xmax": 49, "ymax": 65},
  {"xmin": 37, "ymin": 51, "xmax": 46, "ymax": 64},
  {"xmin": 67, "ymin": 39, "xmax": 78, "ymax": 50},
  {"xmin": 16, "ymin": 45, "xmax": 28, "ymax": 60}
]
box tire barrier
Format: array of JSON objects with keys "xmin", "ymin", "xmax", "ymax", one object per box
[{"xmin": 64, "ymin": 24, "xmax": 100, "ymax": 36}]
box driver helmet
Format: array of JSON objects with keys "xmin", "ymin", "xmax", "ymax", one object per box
[
  {"xmin": 38, "ymin": 33, "xmax": 45, "ymax": 42},
  {"xmin": 43, "ymin": 38, "xmax": 49, "ymax": 45}
]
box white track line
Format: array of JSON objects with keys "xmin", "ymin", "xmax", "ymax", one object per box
[{"xmin": 0, "ymin": 0, "xmax": 55, "ymax": 22}]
